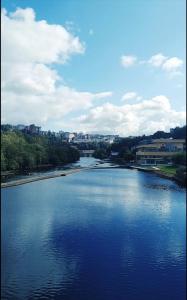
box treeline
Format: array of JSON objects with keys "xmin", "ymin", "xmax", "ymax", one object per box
[{"xmin": 1, "ymin": 131, "xmax": 80, "ymax": 172}]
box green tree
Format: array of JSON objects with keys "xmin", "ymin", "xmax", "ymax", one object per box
[
  {"xmin": 93, "ymin": 149, "xmax": 108, "ymax": 159},
  {"xmin": 1, "ymin": 152, "xmax": 7, "ymax": 171},
  {"xmin": 1, "ymin": 131, "xmax": 80, "ymax": 173},
  {"xmin": 172, "ymin": 153, "xmax": 186, "ymax": 165}
]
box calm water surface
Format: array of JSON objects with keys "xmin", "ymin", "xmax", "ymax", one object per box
[{"xmin": 1, "ymin": 160, "xmax": 186, "ymax": 300}]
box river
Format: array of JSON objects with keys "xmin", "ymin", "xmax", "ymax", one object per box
[{"xmin": 1, "ymin": 158, "xmax": 186, "ymax": 300}]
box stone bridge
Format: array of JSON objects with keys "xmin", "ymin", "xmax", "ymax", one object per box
[{"xmin": 79, "ymin": 150, "xmax": 95, "ymax": 157}]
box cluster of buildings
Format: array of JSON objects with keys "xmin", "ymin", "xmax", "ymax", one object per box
[
  {"xmin": 2, "ymin": 124, "xmax": 186, "ymax": 165},
  {"xmin": 2, "ymin": 124, "xmax": 118, "ymax": 145},
  {"xmin": 135, "ymin": 138, "xmax": 186, "ymax": 165},
  {"xmin": 68, "ymin": 132, "xmax": 118, "ymax": 144}
]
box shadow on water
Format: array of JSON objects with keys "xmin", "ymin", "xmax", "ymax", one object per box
[{"xmin": 133, "ymin": 169, "xmax": 185, "ymax": 192}]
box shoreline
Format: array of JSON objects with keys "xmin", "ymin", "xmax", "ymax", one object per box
[
  {"xmin": 153, "ymin": 170, "xmax": 185, "ymax": 186},
  {"xmin": 1, "ymin": 164, "xmax": 185, "ymax": 189},
  {"xmin": 1, "ymin": 168, "xmax": 85, "ymax": 188},
  {"xmin": 128, "ymin": 165, "xmax": 186, "ymax": 187},
  {"xmin": 0, "ymin": 165, "xmax": 121, "ymax": 188}
]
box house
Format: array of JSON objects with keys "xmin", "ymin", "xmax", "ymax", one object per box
[
  {"xmin": 63, "ymin": 132, "xmax": 75, "ymax": 142},
  {"xmin": 136, "ymin": 138, "xmax": 186, "ymax": 165}
]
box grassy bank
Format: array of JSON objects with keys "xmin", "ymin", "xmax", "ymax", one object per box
[
  {"xmin": 155, "ymin": 165, "xmax": 186, "ymax": 186},
  {"xmin": 157, "ymin": 166, "xmax": 177, "ymax": 176},
  {"xmin": 129, "ymin": 164, "xmax": 186, "ymax": 187}
]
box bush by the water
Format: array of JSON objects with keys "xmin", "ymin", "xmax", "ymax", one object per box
[{"xmin": 175, "ymin": 166, "xmax": 186, "ymax": 186}]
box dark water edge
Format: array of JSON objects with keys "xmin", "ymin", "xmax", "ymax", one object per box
[
  {"xmin": 1, "ymin": 163, "xmax": 186, "ymax": 300},
  {"xmin": 1, "ymin": 163, "xmax": 76, "ymax": 183},
  {"xmin": 1, "ymin": 157, "xmax": 101, "ymax": 183}
]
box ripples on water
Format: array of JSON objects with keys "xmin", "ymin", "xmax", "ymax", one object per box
[
  {"xmin": 1, "ymin": 164, "xmax": 186, "ymax": 300},
  {"xmin": 144, "ymin": 183, "xmax": 184, "ymax": 191}
]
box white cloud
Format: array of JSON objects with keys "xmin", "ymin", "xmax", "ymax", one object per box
[
  {"xmin": 162, "ymin": 57, "xmax": 183, "ymax": 72},
  {"xmin": 148, "ymin": 53, "xmax": 183, "ymax": 73},
  {"xmin": 73, "ymin": 96, "xmax": 186, "ymax": 136},
  {"xmin": 122, "ymin": 52, "xmax": 184, "ymax": 75},
  {"xmin": 148, "ymin": 53, "xmax": 167, "ymax": 67},
  {"xmin": 94, "ymin": 91, "xmax": 113, "ymax": 99},
  {"xmin": 121, "ymin": 92, "xmax": 137, "ymax": 101},
  {"xmin": 2, "ymin": 62, "xmax": 59, "ymax": 95},
  {"xmin": 121, "ymin": 55, "xmax": 137, "ymax": 67},
  {"xmin": 2, "ymin": 8, "xmax": 185, "ymax": 134},
  {"xmin": 1, "ymin": 8, "xmax": 112, "ymax": 127},
  {"xmin": 121, "ymin": 92, "xmax": 142, "ymax": 102},
  {"xmin": 1, "ymin": 86, "xmax": 113, "ymax": 126},
  {"xmin": 2, "ymin": 8, "xmax": 85, "ymax": 64}
]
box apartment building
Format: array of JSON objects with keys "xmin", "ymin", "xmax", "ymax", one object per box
[{"xmin": 136, "ymin": 138, "xmax": 186, "ymax": 165}]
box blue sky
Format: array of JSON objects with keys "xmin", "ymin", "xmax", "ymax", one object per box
[{"xmin": 1, "ymin": 0, "xmax": 186, "ymax": 136}]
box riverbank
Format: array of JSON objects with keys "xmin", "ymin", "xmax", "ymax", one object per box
[
  {"xmin": 1, "ymin": 161, "xmax": 186, "ymax": 188},
  {"xmin": 1, "ymin": 163, "xmax": 75, "ymax": 181},
  {"xmin": 0, "ymin": 164, "xmax": 122, "ymax": 188},
  {"xmin": 1, "ymin": 168, "xmax": 84, "ymax": 188},
  {"xmin": 129, "ymin": 165, "xmax": 186, "ymax": 187},
  {"xmin": 151, "ymin": 168, "xmax": 186, "ymax": 186}
]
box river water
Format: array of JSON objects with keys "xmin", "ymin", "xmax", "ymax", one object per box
[{"xmin": 1, "ymin": 158, "xmax": 186, "ymax": 300}]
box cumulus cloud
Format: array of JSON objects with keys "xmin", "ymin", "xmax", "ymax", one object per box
[
  {"xmin": 94, "ymin": 91, "xmax": 113, "ymax": 99},
  {"xmin": 148, "ymin": 53, "xmax": 167, "ymax": 67},
  {"xmin": 1, "ymin": 8, "xmax": 112, "ymax": 127},
  {"xmin": 2, "ymin": 7, "xmax": 84, "ymax": 64},
  {"xmin": 121, "ymin": 55, "xmax": 137, "ymax": 67},
  {"xmin": 1, "ymin": 86, "xmax": 113, "ymax": 125},
  {"xmin": 162, "ymin": 57, "xmax": 183, "ymax": 72},
  {"xmin": 122, "ymin": 52, "xmax": 184, "ymax": 74},
  {"xmin": 148, "ymin": 53, "xmax": 183, "ymax": 73},
  {"xmin": 121, "ymin": 92, "xmax": 138, "ymax": 101},
  {"xmin": 2, "ymin": 8, "xmax": 185, "ymax": 134},
  {"xmin": 73, "ymin": 96, "xmax": 186, "ymax": 136}
]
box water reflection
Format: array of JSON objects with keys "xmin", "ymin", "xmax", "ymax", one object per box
[{"xmin": 1, "ymin": 168, "xmax": 186, "ymax": 300}]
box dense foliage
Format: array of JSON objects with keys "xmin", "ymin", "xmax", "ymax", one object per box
[
  {"xmin": 175, "ymin": 166, "xmax": 186, "ymax": 186},
  {"xmin": 93, "ymin": 148, "xmax": 109, "ymax": 159},
  {"xmin": 172, "ymin": 152, "xmax": 186, "ymax": 165},
  {"xmin": 170, "ymin": 126, "xmax": 186, "ymax": 139},
  {"xmin": 1, "ymin": 131, "xmax": 80, "ymax": 172}
]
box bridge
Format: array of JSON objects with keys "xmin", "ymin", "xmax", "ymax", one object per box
[{"xmin": 79, "ymin": 150, "xmax": 95, "ymax": 157}]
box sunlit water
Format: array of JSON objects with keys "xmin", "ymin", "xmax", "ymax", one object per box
[{"xmin": 1, "ymin": 161, "xmax": 186, "ymax": 300}]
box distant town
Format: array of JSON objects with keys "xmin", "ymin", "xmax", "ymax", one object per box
[{"xmin": 1, "ymin": 124, "xmax": 119, "ymax": 144}]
